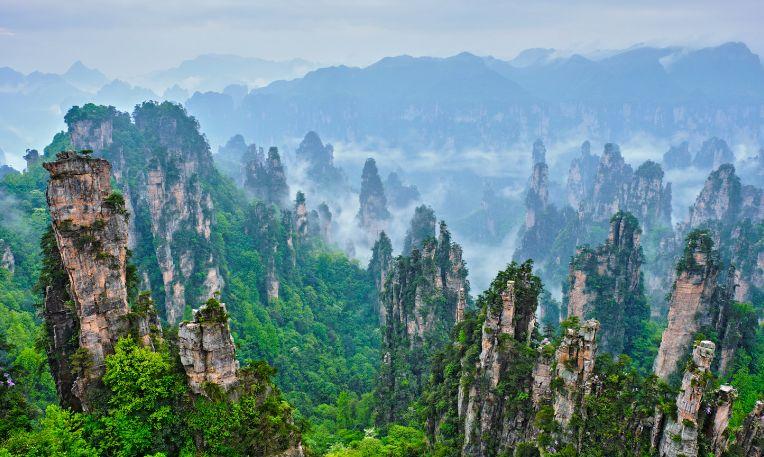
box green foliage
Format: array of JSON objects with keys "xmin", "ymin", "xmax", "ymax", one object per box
[{"xmin": 1, "ymin": 405, "xmax": 98, "ymax": 456}]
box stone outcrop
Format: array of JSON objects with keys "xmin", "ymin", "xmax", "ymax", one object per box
[
  {"xmin": 693, "ymin": 137, "xmax": 734, "ymax": 169},
  {"xmin": 376, "ymin": 222, "xmax": 467, "ymax": 424},
  {"xmin": 687, "ymin": 164, "xmax": 741, "ymax": 229},
  {"xmin": 566, "ymin": 140, "xmax": 599, "ymax": 210},
  {"xmin": 294, "ymin": 192, "xmax": 308, "ymax": 237},
  {"xmin": 653, "ymin": 231, "xmax": 721, "ymax": 381},
  {"xmin": 402, "ymin": 205, "xmax": 436, "ymax": 254},
  {"xmin": 215, "ymin": 134, "xmax": 249, "ymax": 186},
  {"xmin": 585, "ymin": 143, "xmax": 633, "ymax": 223},
  {"xmin": 357, "ymin": 158, "xmax": 390, "ymax": 239},
  {"xmin": 295, "ymin": 131, "xmax": 345, "ymax": 193},
  {"xmin": 565, "ymin": 212, "xmax": 647, "ymax": 355},
  {"xmin": 245, "ymin": 146, "xmax": 290, "ymax": 207},
  {"xmin": 0, "ymin": 239, "xmax": 14, "ymax": 272},
  {"xmin": 368, "ymin": 232, "xmax": 393, "ymax": 322},
  {"xmin": 656, "ymin": 341, "xmax": 715, "ymax": 457},
  {"xmin": 704, "ymin": 385, "xmax": 737, "ymax": 456},
  {"xmin": 43, "ymin": 151, "xmax": 161, "ymax": 409},
  {"xmin": 663, "ymin": 141, "xmax": 692, "ymax": 169},
  {"xmin": 178, "ymin": 299, "xmax": 239, "ymax": 396},
  {"xmin": 553, "ymin": 320, "xmax": 599, "ymax": 431},
  {"xmin": 384, "ymin": 172, "xmax": 420, "ymax": 209},
  {"xmin": 67, "ymin": 102, "xmax": 223, "ymax": 325},
  {"xmin": 23, "ymin": 148, "xmax": 40, "ymax": 170},
  {"xmin": 625, "ymin": 160, "xmax": 672, "ymax": 230},
  {"xmin": 456, "ymin": 265, "xmax": 541, "ymax": 456},
  {"xmin": 316, "ymin": 202, "xmax": 332, "ymax": 243},
  {"xmin": 736, "ymin": 401, "xmax": 764, "ymax": 457}
]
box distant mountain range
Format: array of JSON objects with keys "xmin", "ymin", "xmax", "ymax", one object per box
[
  {"xmin": 1, "ymin": 43, "xmax": 763, "ymax": 166},
  {"xmin": 185, "ymin": 42, "xmax": 764, "ymax": 151}
]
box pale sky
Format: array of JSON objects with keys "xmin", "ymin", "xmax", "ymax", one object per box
[{"xmin": 1, "ymin": 0, "xmax": 762, "ymax": 77}]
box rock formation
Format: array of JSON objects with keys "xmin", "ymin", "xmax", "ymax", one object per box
[
  {"xmin": 687, "ymin": 164, "xmax": 741, "ymax": 229},
  {"xmin": 376, "ymin": 221, "xmax": 467, "ymax": 424},
  {"xmin": 295, "ymin": 131, "xmax": 345, "ymax": 193},
  {"xmin": 384, "ymin": 172, "xmax": 420, "ymax": 209},
  {"xmin": 357, "ymin": 158, "xmax": 390, "ymax": 238},
  {"xmin": 316, "ymin": 202, "xmax": 332, "ymax": 243},
  {"xmin": 693, "ymin": 137, "xmax": 734, "ymax": 169},
  {"xmin": 23, "ymin": 148, "xmax": 40, "ymax": 171},
  {"xmin": 585, "ymin": 143, "xmax": 633, "ymax": 223},
  {"xmin": 402, "ymin": 205, "xmax": 436, "ymax": 254},
  {"xmin": 653, "ymin": 231, "xmax": 721, "ymax": 381},
  {"xmin": 625, "ymin": 160, "xmax": 672, "ymax": 230},
  {"xmin": 566, "ymin": 140, "xmax": 599, "ymax": 209},
  {"xmin": 245, "ymin": 146, "xmax": 291, "ymax": 207},
  {"xmin": 565, "ymin": 212, "xmax": 647, "ymax": 355},
  {"xmin": 215, "ymin": 134, "xmax": 249, "ymax": 185},
  {"xmin": 663, "ymin": 141, "xmax": 692, "ymax": 169},
  {"xmin": 704, "ymin": 385, "xmax": 737, "ymax": 456},
  {"xmin": 66, "ymin": 102, "xmax": 224, "ymax": 325},
  {"xmin": 656, "ymin": 341, "xmax": 715, "ymax": 457},
  {"xmin": 368, "ymin": 232, "xmax": 393, "ymax": 322},
  {"xmin": 0, "ymin": 239, "xmax": 14, "ymax": 272},
  {"xmin": 178, "ymin": 298, "xmax": 239, "ymax": 396},
  {"xmin": 532, "ymin": 138, "xmax": 546, "ymax": 165},
  {"xmin": 736, "ymin": 401, "xmax": 764, "ymax": 457},
  {"xmin": 294, "ymin": 191, "xmax": 308, "ymax": 237},
  {"xmin": 553, "ymin": 320, "xmax": 599, "ymax": 433},
  {"xmin": 43, "ymin": 151, "xmax": 161, "ymax": 409}
]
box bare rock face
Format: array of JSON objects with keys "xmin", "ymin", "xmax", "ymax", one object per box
[
  {"xmin": 565, "ymin": 212, "xmax": 646, "ymax": 355},
  {"xmin": 704, "ymin": 385, "xmax": 737, "ymax": 456},
  {"xmin": 43, "ymin": 152, "xmax": 162, "ymax": 409},
  {"xmin": 553, "ymin": 320, "xmax": 599, "ymax": 430},
  {"xmin": 178, "ymin": 299, "xmax": 240, "ymax": 396},
  {"xmin": 657, "ymin": 341, "xmax": 715, "ymax": 457},
  {"xmin": 67, "ymin": 103, "xmax": 223, "ymax": 325},
  {"xmin": 0, "ymin": 239, "xmax": 14, "ymax": 272},
  {"xmin": 317, "ymin": 202, "xmax": 332, "ymax": 243},
  {"xmin": 653, "ymin": 231, "xmax": 721, "ymax": 381},
  {"xmin": 295, "ymin": 131, "xmax": 345, "ymax": 194},
  {"xmin": 357, "ymin": 158, "xmax": 390, "ymax": 240},
  {"xmin": 626, "ymin": 160, "xmax": 672, "ymax": 230},
  {"xmin": 376, "ymin": 222, "xmax": 467, "ymax": 424},
  {"xmin": 44, "ymin": 152, "xmax": 132, "ymax": 406},
  {"xmin": 566, "ymin": 140, "xmax": 599, "ymax": 209},
  {"xmin": 586, "ymin": 143, "xmax": 633, "ymax": 223},
  {"xmin": 688, "ymin": 164, "xmax": 740, "ymax": 230},
  {"xmin": 736, "ymin": 401, "xmax": 764, "ymax": 457}
]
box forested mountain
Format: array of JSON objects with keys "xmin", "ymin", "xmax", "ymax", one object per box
[{"xmin": 0, "ymin": 64, "xmax": 762, "ymax": 457}]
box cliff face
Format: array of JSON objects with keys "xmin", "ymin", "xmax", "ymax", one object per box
[
  {"xmin": 626, "ymin": 161, "xmax": 672, "ymax": 230},
  {"xmin": 566, "ymin": 140, "xmax": 599, "ymax": 209},
  {"xmin": 178, "ymin": 298, "xmax": 240, "ymax": 396},
  {"xmin": 586, "ymin": 143, "xmax": 633, "ymax": 223},
  {"xmin": 565, "ymin": 211, "xmax": 647, "ymax": 355},
  {"xmin": 43, "ymin": 151, "xmax": 161, "ymax": 410},
  {"xmin": 688, "ymin": 164, "xmax": 741, "ymax": 229},
  {"xmin": 402, "ymin": 205, "xmax": 436, "ymax": 254},
  {"xmin": 656, "ymin": 341, "xmax": 716, "ymax": 457},
  {"xmin": 376, "ymin": 222, "xmax": 467, "ymax": 424},
  {"xmin": 67, "ymin": 103, "xmax": 223, "ymax": 325},
  {"xmin": 653, "ymin": 232, "xmax": 721, "ymax": 381},
  {"xmin": 357, "ymin": 158, "xmax": 390, "ymax": 239},
  {"xmin": 736, "ymin": 401, "xmax": 764, "ymax": 457},
  {"xmin": 384, "ymin": 172, "xmax": 420, "ymax": 209}
]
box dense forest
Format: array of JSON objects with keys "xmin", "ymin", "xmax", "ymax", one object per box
[{"xmin": 0, "ymin": 100, "xmax": 762, "ymax": 457}]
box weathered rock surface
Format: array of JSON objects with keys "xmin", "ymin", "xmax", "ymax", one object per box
[
  {"xmin": 295, "ymin": 131, "xmax": 345, "ymax": 193},
  {"xmin": 368, "ymin": 232, "xmax": 393, "ymax": 323},
  {"xmin": 663, "ymin": 141, "xmax": 692, "ymax": 169},
  {"xmin": 626, "ymin": 160, "xmax": 672, "ymax": 230},
  {"xmin": 43, "ymin": 152, "xmax": 162, "ymax": 409},
  {"xmin": 384, "ymin": 172, "xmax": 420, "ymax": 209},
  {"xmin": 736, "ymin": 401, "xmax": 764, "ymax": 457},
  {"xmin": 585, "ymin": 143, "xmax": 633, "ymax": 223},
  {"xmin": 688, "ymin": 164, "xmax": 741, "ymax": 229},
  {"xmin": 178, "ymin": 299, "xmax": 240, "ymax": 396},
  {"xmin": 653, "ymin": 232, "xmax": 721, "ymax": 381},
  {"xmin": 553, "ymin": 320, "xmax": 599, "ymax": 431},
  {"xmin": 565, "ymin": 212, "xmax": 646, "ymax": 355},
  {"xmin": 657, "ymin": 341, "xmax": 715, "ymax": 457},
  {"xmin": 566, "ymin": 140, "xmax": 599, "ymax": 210},
  {"xmin": 245, "ymin": 146, "xmax": 291, "ymax": 207},
  {"xmin": 402, "ymin": 205, "xmax": 436, "ymax": 254}
]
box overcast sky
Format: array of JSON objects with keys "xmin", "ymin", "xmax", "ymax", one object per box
[{"xmin": 1, "ymin": 0, "xmax": 762, "ymax": 77}]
